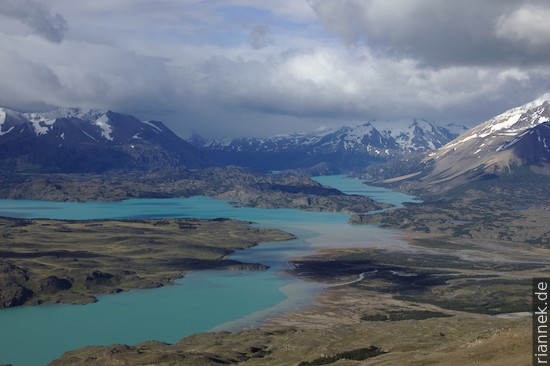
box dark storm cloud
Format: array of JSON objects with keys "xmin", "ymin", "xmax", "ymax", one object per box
[
  {"xmin": 309, "ymin": 0, "xmax": 550, "ymax": 66},
  {"xmin": 0, "ymin": 0, "xmax": 68, "ymax": 43}
]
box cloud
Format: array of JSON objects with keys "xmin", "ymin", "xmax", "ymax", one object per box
[
  {"xmin": 0, "ymin": 47, "xmax": 62, "ymax": 109},
  {"xmin": 227, "ymin": 0, "xmax": 318, "ymax": 22},
  {"xmin": 248, "ymin": 23, "xmax": 273, "ymax": 49},
  {"xmin": 0, "ymin": 1, "xmax": 548, "ymax": 139},
  {"xmin": 173, "ymin": 45, "xmax": 550, "ymax": 128},
  {"xmin": 0, "ymin": 0, "xmax": 68, "ymax": 43},
  {"xmin": 495, "ymin": 5, "xmax": 550, "ymax": 52},
  {"xmin": 309, "ymin": 0, "xmax": 550, "ymax": 66}
]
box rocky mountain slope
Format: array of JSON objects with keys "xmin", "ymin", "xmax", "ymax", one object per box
[
  {"xmin": 0, "ymin": 107, "xmax": 207, "ymax": 173},
  {"xmin": 416, "ymin": 94, "xmax": 550, "ymax": 189},
  {"xmin": 192, "ymin": 119, "xmax": 465, "ymax": 171}
]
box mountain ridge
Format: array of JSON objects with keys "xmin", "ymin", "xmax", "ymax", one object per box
[
  {"xmin": 192, "ymin": 119, "xmax": 465, "ymax": 171},
  {"xmin": 0, "ymin": 107, "xmax": 208, "ymax": 173},
  {"xmin": 420, "ymin": 94, "xmax": 550, "ymax": 187}
]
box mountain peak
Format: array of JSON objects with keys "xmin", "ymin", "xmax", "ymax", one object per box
[
  {"xmin": 28, "ymin": 107, "xmax": 110, "ymax": 121},
  {"xmin": 0, "ymin": 106, "xmax": 208, "ymax": 172},
  {"xmin": 528, "ymin": 92, "xmax": 550, "ymax": 107},
  {"xmin": 421, "ymin": 94, "xmax": 550, "ymax": 187}
]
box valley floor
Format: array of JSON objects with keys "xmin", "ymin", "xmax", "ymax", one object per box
[{"xmin": 49, "ymin": 222, "xmax": 545, "ymax": 365}]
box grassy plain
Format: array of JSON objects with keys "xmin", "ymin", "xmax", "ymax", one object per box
[{"xmin": 0, "ymin": 217, "xmax": 294, "ymax": 307}]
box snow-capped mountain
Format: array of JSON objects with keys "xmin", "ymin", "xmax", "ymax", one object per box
[
  {"xmin": 0, "ymin": 107, "xmax": 207, "ymax": 173},
  {"xmin": 193, "ymin": 119, "xmax": 464, "ymax": 170},
  {"xmin": 421, "ymin": 94, "xmax": 550, "ymax": 185}
]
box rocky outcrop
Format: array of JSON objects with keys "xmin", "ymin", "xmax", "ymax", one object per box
[
  {"xmin": 39, "ymin": 276, "xmax": 73, "ymax": 293},
  {"xmin": 0, "ymin": 262, "xmax": 33, "ymax": 308}
]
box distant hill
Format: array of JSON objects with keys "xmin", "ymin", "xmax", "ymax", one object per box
[
  {"xmin": 191, "ymin": 119, "xmax": 465, "ymax": 171},
  {"xmin": 0, "ymin": 107, "xmax": 208, "ymax": 173}
]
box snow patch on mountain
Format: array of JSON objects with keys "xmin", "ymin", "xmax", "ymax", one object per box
[
  {"xmin": 94, "ymin": 114, "xmax": 113, "ymax": 140},
  {"xmin": 82, "ymin": 131, "xmax": 99, "ymax": 142},
  {"xmin": 25, "ymin": 113, "xmax": 57, "ymax": 136},
  {"xmin": 0, "ymin": 109, "xmax": 14, "ymax": 136},
  {"xmin": 143, "ymin": 120, "xmax": 163, "ymax": 132},
  {"xmin": 0, "ymin": 126, "xmax": 14, "ymax": 136},
  {"xmin": 495, "ymin": 130, "xmax": 531, "ymax": 152},
  {"xmin": 37, "ymin": 107, "xmax": 108, "ymax": 121},
  {"xmin": 0, "ymin": 109, "xmax": 9, "ymax": 136},
  {"xmin": 482, "ymin": 114, "xmax": 521, "ymax": 136}
]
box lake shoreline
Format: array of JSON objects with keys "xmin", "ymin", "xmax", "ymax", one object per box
[{"xmin": 0, "ymin": 217, "xmax": 295, "ymax": 309}]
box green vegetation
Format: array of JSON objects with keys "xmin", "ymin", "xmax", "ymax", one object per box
[{"xmin": 298, "ymin": 346, "xmax": 385, "ymax": 366}]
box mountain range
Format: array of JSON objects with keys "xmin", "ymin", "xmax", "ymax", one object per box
[
  {"xmin": 0, "ymin": 108, "xmax": 207, "ymax": 173},
  {"xmin": 0, "ymin": 106, "xmax": 465, "ymax": 173},
  {"xmin": 2, "ymin": 95, "xmax": 548, "ymax": 179},
  {"xmin": 191, "ymin": 119, "xmax": 467, "ymax": 171}
]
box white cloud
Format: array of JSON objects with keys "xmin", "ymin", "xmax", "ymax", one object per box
[
  {"xmin": 495, "ymin": 5, "xmax": 550, "ymax": 51},
  {"xmin": 497, "ymin": 68, "xmax": 530, "ymax": 82}
]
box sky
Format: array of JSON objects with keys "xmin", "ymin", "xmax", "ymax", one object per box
[{"xmin": 0, "ymin": 0, "xmax": 549, "ymax": 138}]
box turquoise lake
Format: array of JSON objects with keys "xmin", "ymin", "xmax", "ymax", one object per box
[{"xmin": 0, "ymin": 175, "xmax": 418, "ymax": 366}]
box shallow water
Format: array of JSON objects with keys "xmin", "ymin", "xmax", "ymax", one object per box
[{"xmin": 0, "ymin": 175, "xmax": 418, "ymax": 366}]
